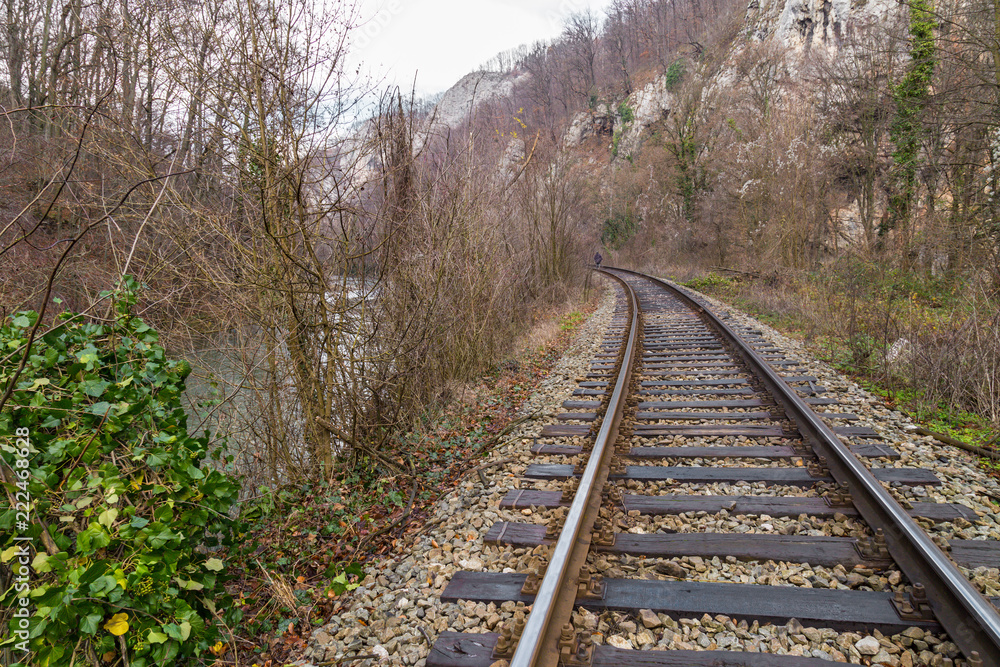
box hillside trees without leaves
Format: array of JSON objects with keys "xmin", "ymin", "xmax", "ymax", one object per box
[
  {"xmin": 3, "ymin": 0, "xmax": 1000, "ymax": 487},
  {"xmin": 0, "ymin": 0, "xmax": 597, "ymax": 494}
]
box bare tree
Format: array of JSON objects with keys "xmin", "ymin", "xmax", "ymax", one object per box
[
  {"xmin": 813, "ymin": 19, "xmax": 903, "ymax": 249},
  {"xmin": 605, "ymin": 0, "xmax": 637, "ymax": 95},
  {"xmin": 516, "ymin": 151, "xmax": 589, "ymax": 289},
  {"xmin": 562, "ymin": 10, "xmax": 600, "ymax": 103}
]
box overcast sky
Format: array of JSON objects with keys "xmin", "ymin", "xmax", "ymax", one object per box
[{"xmin": 347, "ymin": 0, "xmax": 616, "ymax": 98}]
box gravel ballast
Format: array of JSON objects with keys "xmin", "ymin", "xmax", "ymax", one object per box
[{"xmin": 295, "ymin": 277, "xmax": 998, "ymax": 667}]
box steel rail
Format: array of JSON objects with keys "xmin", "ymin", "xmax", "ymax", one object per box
[
  {"xmin": 606, "ymin": 266, "xmax": 1000, "ymax": 665},
  {"xmin": 508, "ymin": 271, "xmax": 640, "ymax": 667}
]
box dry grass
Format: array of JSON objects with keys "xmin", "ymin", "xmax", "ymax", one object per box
[
  {"xmin": 421, "ymin": 291, "xmax": 600, "ymax": 416},
  {"xmin": 905, "ymin": 291, "xmax": 1000, "ymax": 424},
  {"xmin": 677, "ymin": 263, "xmax": 1000, "ymax": 429}
]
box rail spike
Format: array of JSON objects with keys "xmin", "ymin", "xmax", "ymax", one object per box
[
  {"xmin": 603, "ymin": 485, "xmax": 623, "ymax": 506},
  {"xmin": 560, "ymin": 478, "xmax": 580, "ymax": 503},
  {"xmin": 520, "ymin": 557, "xmax": 548, "ymax": 596},
  {"xmin": 492, "ymin": 611, "xmax": 529, "ymax": 659},
  {"xmin": 492, "ymin": 623, "xmax": 515, "ymax": 659},
  {"xmin": 821, "ymin": 481, "xmax": 852, "ymax": 507},
  {"xmin": 592, "ymin": 520, "xmax": 616, "ymax": 547},
  {"xmin": 520, "ymin": 572, "xmax": 541, "ymax": 596},
  {"xmin": 512, "ymin": 610, "xmax": 526, "ymax": 641},
  {"xmin": 856, "ymin": 528, "xmax": 891, "ymax": 561},
  {"xmin": 807, "ymin": 456, "xmax": 829, "ymax": 478}
]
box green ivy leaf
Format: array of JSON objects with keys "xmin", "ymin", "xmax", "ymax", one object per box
[
  {"xmin": 80, "ymin": 613, "xmax": 103, "ymax": 635},
  {"xmin": 89, "ymin": 575, "xmax": 119, "ymax": 595},
  {"xmin": 98, "ymin": 508, "xmax": 119, "ymax": 528},
  {"xmin": 77, "ymin": 348, "xmax": 99, "ymax": 365},
  {"xmin": 203, "ymin": 558, "xmax": 224, "ymax": 572},
  {"xmin": 153, "ymin": 504, "xmax": 174, "ymax": 522},
  {"xmin": 173, "ymin": 577, "xmax": 204, "ymax": 591},
  {"xmin": 89, "ymin": 401, "xmax": 113, "ymax": 416},
  {"xmin": 147, "ymin": 527, "xmax": 176, "ymax": 549},
  {"xmin": 163, "ymin": 621, "xmax": 192, "ymax": 641},
  {"xmin": 26, "ymin": 377, "xmax": 50, "ymax": 391},
  {"xmin": 32, "ymin": 552, "xmax": 52, "ymax": 573},
  {"xmin": 80, "ymin": 379, "xmax": 111, "ymax": 397},
  {"xmin": 77, "ymin": 523, "xmax": 111, "ymax": 553}
]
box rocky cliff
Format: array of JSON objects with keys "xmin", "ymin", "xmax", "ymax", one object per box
[
  {"xmin": 755, "ymin": 0, "xmax": 902, "ymax": 54},
  {"xmin": 421, "ymin": 0, "xmax": 906, "ymax": 170},
  {"xmin": 423, "ymin": 70, "xmax": 528, "ymax": 138}
]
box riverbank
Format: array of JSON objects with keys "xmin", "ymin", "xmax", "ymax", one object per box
[{"xmin": 216, "ymin": 289, "xmax": 605, "ymax": 666}]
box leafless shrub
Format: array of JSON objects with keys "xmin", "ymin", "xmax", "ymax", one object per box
[{"xmin": 905, "ymin": 285, "xmax": 1000, "ymax": 424}]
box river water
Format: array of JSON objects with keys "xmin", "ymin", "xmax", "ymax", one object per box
[{"xmin": 181, "ymin": 278, "xmax": 378, "ymax": 490}]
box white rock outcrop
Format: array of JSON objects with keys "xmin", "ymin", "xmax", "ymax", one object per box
[
  {"xmin": 423, "ymin": 71, "xmax": 528, "ymax": 138},
  {"xmin": 563, "ymin": 111, "xmax": 595, "ymax": 148},
  {"xmin": 563, "ymin": 103, "xmax": 616, "ymax": 148},
  {"xmin": 750, "ymin": 0, "xmax": 903, "ymax": 54},
  {"xmin": 498, "ymin": 137, "xmax": 526, "ymax": 181},
  {"xmin": 617, "ymin": 75, "xmax": 674, "ymax": 158}
]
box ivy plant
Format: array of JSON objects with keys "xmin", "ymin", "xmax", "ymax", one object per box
[
  {"xmin": 0, "ymin": 277, "xmax": 241, "ymax": 666},
  {"xmin": 617, "ymin": 101, "xmax": 635, "ymax": 125},
  {"xmin": 887, "ymin": 0, "xmax": 935, "ymax": 233},
  {"xmin": 665, "ymin": 59, "xmax": 685, "ymax": 90}
]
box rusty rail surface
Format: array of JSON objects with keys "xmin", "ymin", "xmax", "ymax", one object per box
[{"xmin": 509, "ymin": 271, "xmax": 640, "ymax": 667}]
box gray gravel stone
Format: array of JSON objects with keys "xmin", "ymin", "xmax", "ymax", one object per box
[{"xmin": 856, "ymin": 635, "xmax": 881, "ymax": 655}]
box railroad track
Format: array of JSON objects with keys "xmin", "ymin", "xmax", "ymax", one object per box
[{"xmin": 425, "ymin": 268, "xmax": 1000, "ymax": 667}]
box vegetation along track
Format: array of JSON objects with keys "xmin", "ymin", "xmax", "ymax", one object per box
[{"xmin": 425, "ymin": 267, "xmax": 1000, "ymax": 667}]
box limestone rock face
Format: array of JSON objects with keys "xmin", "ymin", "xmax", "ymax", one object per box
[
  {"xmin": 617, "ymin": 75, "xmax": 674, "ymax": 158},
  {"xmin": 776, "ymin": 0, "xmax": 854, "ymax": 50},
  {"xmin": 563, "ymin": 104, "xmax": 616, "ymax": 148},
  {"xmin": 752, "ymin": 0, "xmax": 903, "ymax": 54},
  {"xmin": 563, "ymin": 111, "xmax": 594, "ymax": 148},
  {"xmin": 563, "ymin": 111, "xmax": 595, "ymax": 147},
  {"xmin": 631, "ymin": 76, "xmax": 673, "ymax": 128},
  {"xmin": 498, "ymin": 137, "xmax": 526, "ymax": 181},
  {"xmin": 424, "ymin": 70, "xmax": 527, "ymax": 136}
]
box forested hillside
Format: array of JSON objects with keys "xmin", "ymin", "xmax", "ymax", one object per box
[
  {"xmin": 442, "ymin": 0, "xmax": 1000, "ymax": 426},
  {"xmin": 461, "ymin": 0, "xmax": 997, "ymax": 280},
  {"xmin": 3, "ymin": 0, "xmax": 997, "ymax": 474}
]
